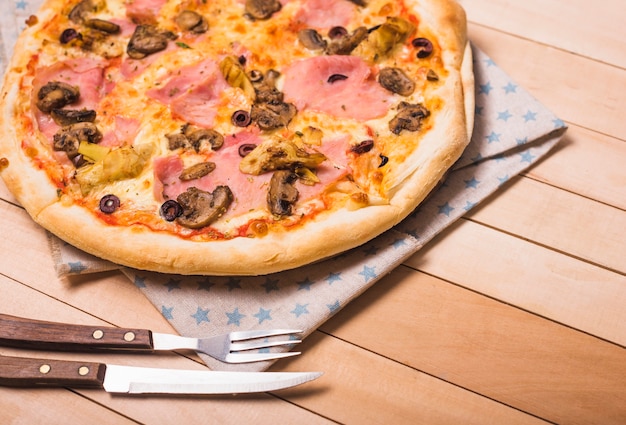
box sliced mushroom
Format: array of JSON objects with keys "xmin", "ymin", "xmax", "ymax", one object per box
[
  {"xmin": 85, "ymin": 18, "xmax": 121, "ymax": 34},
  {"xmin": 378, "ymin": 67, "xmax": 415, "ymax": 96},
  {"xmin": 127, "ymin": 25, "xmax": 177, "ymax": 59},
  {"xmin": 388, "ymin": 102, "xmax": 430, "ymax": 135},
  {"xmin": 252, "ymin": 69, "xmax": 283, "ymax": 104},
  {"xmin": 239, "ymin": 138, "xmax": 326, "ymax": 175},
  {"xmin": 176, "ymin": 10, "xmax": 208, "ymax": 33},
  {"xmin": 176, "ymin": 186, "xmax": 233, "ymax": 229},
  {"xmin": 182, "ymin": 125, "xmax": 225, "ymax": 151},
  {"xmin": 250, "ymin": 101, "xmax": 297, "ymax": 131},
  {"xmin": 179, "ymin": 162, "xmax": 216, "ymax": 181},
  {"xmin": 325, "ymin": 26, "xmax": 368, "ymax": 55},
  {"xmin": 36, "ymin": 81, "xmax": 80, "ymax": 113},
  {"xmin": 53, "ymin": 122, "xmax": 102, "ymax": 158},
  {"xmin": 267, "ymin": 170, "xmax": 299, "ymax": 217},
  {"xmin": 50, "ymin": 108, "xmax": 96, "ymax": 126},
  {"xmin": 68, "ymin": 0, "xmax": 101, "ymax": 23},
  {"xmin": 298, "ymin": 29, "xmax": 327, "ymax": 51},
  {"xmin": 245, "ymin": 0, "xmax": 282, "ymax": 20}
]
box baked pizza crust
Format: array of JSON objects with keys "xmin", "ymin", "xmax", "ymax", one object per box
[{"xmin": 0, "ymin": 0, "xmax": 473, "ymax": 275}]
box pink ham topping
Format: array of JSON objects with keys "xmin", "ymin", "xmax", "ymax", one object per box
[
  {"xmin": 125, "ymin": 0, "xmax": 167, "ymax": 23},
  {"xmin": 32, "ymin": 59, "xmax": 107, "ymax": 139},
  {"xmin": 282, "ymin": 55, "xmax": 393, "ymax": 122},
  {"xmin": 295, "ymin": 0, "xmax": 356, "ymax": 29},
  {"xmin": 147, "ymin": 59, "xmax": 229, "ymax": 128}
]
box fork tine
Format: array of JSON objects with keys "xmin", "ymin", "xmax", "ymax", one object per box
[
  {"xmin": 224, "ymin": 351, "xmax": 301, "ymax": 364},
  {"xmin": 230, "ymin": 338, "xmax": 302, "ymax": 352},
  {"xmin": 229, "ymin": 329, "xmax": 303, "ymax": 341}
]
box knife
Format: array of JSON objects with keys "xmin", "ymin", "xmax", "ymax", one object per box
[{"xmin": 0, "ymin": 355, "xmax": 322, "ymax": 394}]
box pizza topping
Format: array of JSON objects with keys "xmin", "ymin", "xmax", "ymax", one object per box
[
  {"xmin": 361, "ymin": 17, "xmax": 415, "ymax": 60},
  {"xmin": 325, "ymin": 26, "xmax": 368, "ymax": 55},
  {"xmin": 175, "ymin": 186, "xmax": 233, "ymax": 229},
  {"xmin": 412, "ymin": 37, "xmax": 434, "ymax": 58},
  {"xmin": 36, "ymin": 82, "xmax": 80, "ymax": 113},
  {"xmin": 378, "ymin": 67, "xmax": 415, "ymax": 96},
  {"xmin": 231, "ymin": 110, "xmax": 252, "ymax": 127},
  {"xmin": 60, "ymin": 28, "xmax": 82, "ymax": 44},
  {"xmin": 219, "ymin": 56, "xmax": 256, "ymax": 100},
  {"xmin": 350, "ymin": 139, "xmax": 374, "ymax": 154},
  {"xmin": 426, "ymin": 69, "xmax": 439, "ymax": 81},
  {"xmin": 267, "ymin": 170, "xmax": 299, "ymax": 217},
  {"xmin": 127, "ymin": 25, "xmax": 177, "ymax": 59},
  {"xmin": 238, "ymin": 143, "xmax": 257, "ymax": 157},
  {"xmin": 378, "ymin": 154, "xmax": 389, "ymax": 167},
  {"xmin": 295, "ymin": 0, "xmax": 356, "ymax": 29},
  {"xmin": 250, "ymin": 101, "xmax": 297, "ymax": 130},
  {"xmin": 176, "ymin": 10, "xmax": 209, "ymax": 34},
  {"xmin": 328, "ymin": 26, "xmax": 348, "ymax": 39},
  {"xmin": 50, "ymin": 108, "xmax": 96, "ymax": 126},
  {"xmin": 327, "ymin": 73, "xmax": 348, "ymax": 84},
  {"xmin": 298, "ymin": 29, "xmax": 328, "ymax": 51},
  {"xmin": 388, "ymin": 102, "xmax": 430, "ymax": 135},
  {"xmin": 166, "ymin": 126, "xmax": 225, "ymax": 152},
  {"xmin": 85, "ymin": 18, "xmax": 121, "ymax": 34},
  {"xmin": 125, "ymin": 0, "xmax": 167, "ymax": 24},
  {"xmin": 53, "ymin": 122, "xmax": 102, "ymax": 159},
  {"xmin": 99, "ymin": 194, "xmax": 120, "ymax": 214},
  {"xmin": 244, "ymin": 0, "xmax": 282, "ymax": 21},
  {"xmin": 68, "ymin": 0, "xmax": 101, "ymax": 24},
  {"xmin": 239, "ymin": 138, "xmax": 326, "ymax": 176},
  {"xmin": 251, "ymin": 69, "xmax": 283, "ymax": 104},
  {"xmin": 160, "ymin": 199, "xmax": 183, "ymax": 221},
  {"xmin": 179, "ymin": 162, "xmax": 216, "ymax": 181}
]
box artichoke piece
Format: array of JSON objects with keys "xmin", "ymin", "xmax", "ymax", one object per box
[
  {"xmin": 365, "ymin": 17, "xmax": 415, "ymax": 59},
  {"xmin": 239, "ymin": 138, "xmax": 326, "ymax": 175},
  {"xmin": 75, "ymin": 145, "xmax": 153, "ymax": 193},
  {"xmin": 219, "ymin": 56, "xmax": 256, "ymax": 101},
  {"xmin": 77, "ymin": 140, "xmax": 110, "ymax": 162}
]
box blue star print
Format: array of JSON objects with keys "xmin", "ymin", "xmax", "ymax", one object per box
[
  {"xmin": 359, "ymin": 265, "xmax": 377, "ymax": 282},
  {"xmin": 133, "ymin": 275, "xmax": 147, "ymax": 288},
  {"xmin": 261, "ymin": 278, "xmax": 279, "ymax": 293},
  {"xmin": 161, "ymin": 306, "xmax": 174, "ymax": 320},
  {"xmin": 326, "ymin": 272, "xmax": 342, "ymax": 285},
  {"xmin": 364, "ymin": 245, "xmax": 379, "ymax": 256},
  {"xmin": 327, "ymin": 301, "xmax": 341, "ymax": 314},
  {"xmin": 226, "ymin": 308, "xmax": 245, "ymax": 326},
  {"xmin": 503, "ymin": 82, "xmax": 517, "ymax": 94},
  {"xmin": 484, "ymin": 58, "xmax": 496, "ymax": 67},
  {"xmin": 464, "ymin": 177, "xmax": 480, "ymax": 188},
  {"xmin": 291, "ymin": 303, "xmax": 309, "ymax": 318},
  {"xmin": 479, "ymin": 82, "xmax": 493, "ymax": 95},
  {"xmin": 523, "ymin": 110, "xmax": 537, "ymax": 122},
  {"xmin": 68, "ymin": 262, "xmax": 87, "ymax": 274},
  {"xmin": 16, "ymin": 0, "xmax": 27, "ymax": 10},
  {"xmin": 438, "ymin": 202, "xmax": 454, "ymax": 216},
  {"xmin": 297, "ymin": 277, "xmax": 314, "ymax": 291},
  {"xmin": 463, "ymin": 201, "xmax": 477, "ymax": 211},
  {"xmin": 164, "ymin": 279, "xmax": 181, "ymax": 292},
  {"xmin": 225, "ymin": 278, "xmax": 241, "ymax": 291},
  {"xmin": 486, "ymin": 131, "xmax": 501, "ymax": 143},
  {"xmin": 497, "ymin": 110, "xmax": 512, "ymax": 121},
  {"xmin": 520, "ymin": 151, "xmax": 536, "ymax": 163},
  {"xmin": 392, "ymin": 238, "xmax": 407, "ymax": 249},
  {"xmin": 197, "ymin": 278, "xmax": 215, "ymax": 292},
  {"xmin": 253, "ymin": 308, "xmax": 272, "ymax": 324},
  {"xmin": 191, "ymin": 307, "xmax": 210, "ymax": 325}
]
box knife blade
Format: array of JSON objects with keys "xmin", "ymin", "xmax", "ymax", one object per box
[{"xmin": 0, "ymin": 355, "xmax": 322, "ymax": 394}]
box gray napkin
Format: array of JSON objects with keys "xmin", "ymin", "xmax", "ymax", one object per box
[{"xmin": 2, "ymin": 2, "xmax": 566, "ymax": 372}]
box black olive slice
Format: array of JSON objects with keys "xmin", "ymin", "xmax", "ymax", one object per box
[
  {"xmin": 231, "ymin": 110, "xmax": 252, "ymax": 127},
  {"xmin": 60, "ymin": 28, "xmax": 82, "ymax": 44},
  {"xmin": 238, "ymin": 143, "xmax": 257, "ymax": 157},
  {"xmin": 160, "ymin": 199, "xmax": 183, "ymax": 221},
  {"xmin": 327, "ymin": 74, "xmax": 348, "ymax": 84},
  {"xmin": 99, "ymin": 194, "xmax": 120, "ymax": 214},
  {"xmin": 351, "ymin": 139, "xmax": 374, "ymax": 154},
  {"xmin": 412, "ymin": 37, "xmax": 433, "ymax": 58}
]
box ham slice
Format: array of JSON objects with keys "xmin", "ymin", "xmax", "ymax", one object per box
[
  {"xmin": 147, "ymin": 59, "xmax": 229, "ymax": 128},
  {"xmin": 295, "ymin": 0, "xmax": 356, "ymax": 29},
  {"xmin": 125, "ymin": 0, "xmax": 167, "ymax": 23},
  {"xmin": 282, "ymin": 55, "xmax": 393, "ymax": 122},
  {"xmin": 31, "ymin": 59, "xmax": 107, "ymax": 139}
]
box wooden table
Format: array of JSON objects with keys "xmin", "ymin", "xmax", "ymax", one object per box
[{"xmin": 1, "ymin": 0, "xmax": 625, "ymax": 423}]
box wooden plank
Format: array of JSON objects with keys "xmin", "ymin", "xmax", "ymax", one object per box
[
  {"xmin": 320, "ymin": 266, "xmax": 626, "ymax": 425},
  {"xmin": 467, "ymin": 24, "xmax": 626, "ymax": 140},
  {"xmin": 459, "ymin": 0, "xmax": 626, "ymax": 68},
  {"xmin": 466, "ymin": 175, "xmax": 626, "ymax": 273},
  {"xmin": 0, "ymin": 387, "xmax": 136, "ymax": 425},
  {"xmin": 275, "ymin": 332, "xmax": 549, "ymax": 425},
  {"xmin": 525, "ymin": 124, "xmax": 626, "ymax": 210},
  {"xmin": 405, "ymin": 219, "xmax": 626, "ymax": 346}
]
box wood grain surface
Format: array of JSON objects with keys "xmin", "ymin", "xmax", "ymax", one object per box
[{"xmin": 1, "ymin": 0, "xmax": 624, "ymax": 423}]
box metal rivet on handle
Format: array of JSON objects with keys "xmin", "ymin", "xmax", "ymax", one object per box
[
  {"xmin": 92, "ymin": 330, "xmax": 104, "ymax": 340},
  {"xmin": 78, "ymin": 366, "xmax": 90, "ymax": 376},
  {"xmin": 123, "ymin": 331, "xmax": 136, "ymax": 342},
  {"xmin": 39, "ymin": 364, "xmax": 51, "ymax": 374}
]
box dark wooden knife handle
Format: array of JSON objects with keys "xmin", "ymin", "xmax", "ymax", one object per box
[
  {"xmin": 0, "ymin": 314, "xmax": 153, "ymax": 352},
  {"xmin": 0, "ymin": 355, "xmax": 106, "ymax": 388}
]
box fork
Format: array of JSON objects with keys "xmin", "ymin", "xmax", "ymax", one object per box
[{"xmin": 0, "ymin": 313, "xmax": 302, "ymax": 364}]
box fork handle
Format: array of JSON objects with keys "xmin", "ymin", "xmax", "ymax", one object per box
[{"xmin": 0, "ymin": 314, "xmax": 154, "ymax": 352}]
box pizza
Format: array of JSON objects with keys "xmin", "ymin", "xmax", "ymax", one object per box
[{"xmin": 0, "ymin": 0, "xmax": 474, "ymax": 275}]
